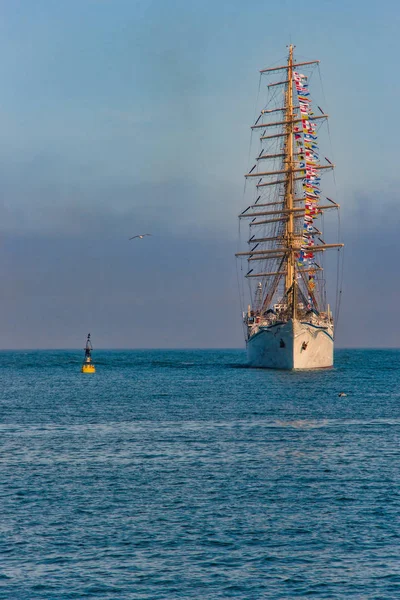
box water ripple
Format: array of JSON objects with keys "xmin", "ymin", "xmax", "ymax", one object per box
[{"xmin": 0, "ymin": 349, "xmax": 399, "ymax": 598}]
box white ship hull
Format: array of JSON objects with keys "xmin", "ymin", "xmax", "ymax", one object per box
[{"xmin": 247, "ymin": 318, "xmax": 333, "ymax": 370}]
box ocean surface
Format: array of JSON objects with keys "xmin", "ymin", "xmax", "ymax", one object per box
[{"xmin": 0, "ymin": 349, "xmax": 399, "ymax": 599}]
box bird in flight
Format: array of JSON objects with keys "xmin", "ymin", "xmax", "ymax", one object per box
[{"xmin": 129, "ymin": 233, "xmax": 152, "ymax": 240}]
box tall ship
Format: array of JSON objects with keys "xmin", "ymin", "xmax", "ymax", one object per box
[{"xmin": 236, "ymin": 45, "xmax": 343, "ymax": 369}]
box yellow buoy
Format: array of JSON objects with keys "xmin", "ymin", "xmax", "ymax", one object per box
[
  {"xmin": 81, "ymin": 362, "xmax": 96, "ymax": 374},
  {"xmin": 81, "ymin": 333, "xmax": 96, "ymax": 373}
]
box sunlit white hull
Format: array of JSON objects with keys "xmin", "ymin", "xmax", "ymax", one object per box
[{"xmin": 247, "ymin": 318, "xmax": 333, "ymax": 370}]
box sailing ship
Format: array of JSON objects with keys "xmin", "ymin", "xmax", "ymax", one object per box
[{"xmin": 236, "ymin": 45, "xmax": 343, "ymax": 369}]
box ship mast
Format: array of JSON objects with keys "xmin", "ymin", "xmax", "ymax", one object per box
[
  {"xmin": 284, "ymin": 44, "xmax": 296, "ymax": 316},
  {"xmin": 236, "ymin": 46, "xmax": 343, "ymax": 317}
]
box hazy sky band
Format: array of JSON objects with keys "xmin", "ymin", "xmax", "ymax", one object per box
[{"xmin": 0, "ymin": 0, "xmax": 397, "ymax": 348}]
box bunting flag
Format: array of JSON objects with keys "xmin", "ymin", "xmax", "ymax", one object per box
[{"xmin": 293, "ymin": 71, "xmax": 322, "ymax": 296}]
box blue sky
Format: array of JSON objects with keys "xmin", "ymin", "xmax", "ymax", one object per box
[{"xmin": 0, "ymin": 0, "xmax": 398, "ymax": 348}]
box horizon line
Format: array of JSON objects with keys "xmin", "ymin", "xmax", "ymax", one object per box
[{"xmin": 0, "ymin": 347, "xmax": 399, "ymax": 351}]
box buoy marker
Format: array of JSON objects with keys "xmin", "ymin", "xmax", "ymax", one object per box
[{"xmin": 81, "ymin": 333, "xmax": 96, "ymax": 373}]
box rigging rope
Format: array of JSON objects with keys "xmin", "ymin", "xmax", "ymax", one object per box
[{"xmin": 317, "ymin": 63, "xmax": 344, "ymax": 328}]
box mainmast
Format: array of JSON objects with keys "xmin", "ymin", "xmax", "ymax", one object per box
[{"xmin": 284, "ymin": 44, "xmax": 296, "ymax": 315}]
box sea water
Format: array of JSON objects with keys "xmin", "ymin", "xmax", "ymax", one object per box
[{"xmin": 0, "ymin": 349, "xmax": 399, "ymax": 599}]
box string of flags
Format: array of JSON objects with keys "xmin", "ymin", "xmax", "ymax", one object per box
[{"xmin": 293, "ymin": 71, "xmax": 320, "ymax": 300}]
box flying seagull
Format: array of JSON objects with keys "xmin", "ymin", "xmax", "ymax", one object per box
[{"xmin": 129, "ymin": 233, "xmax": 152, "ymax": 240}]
